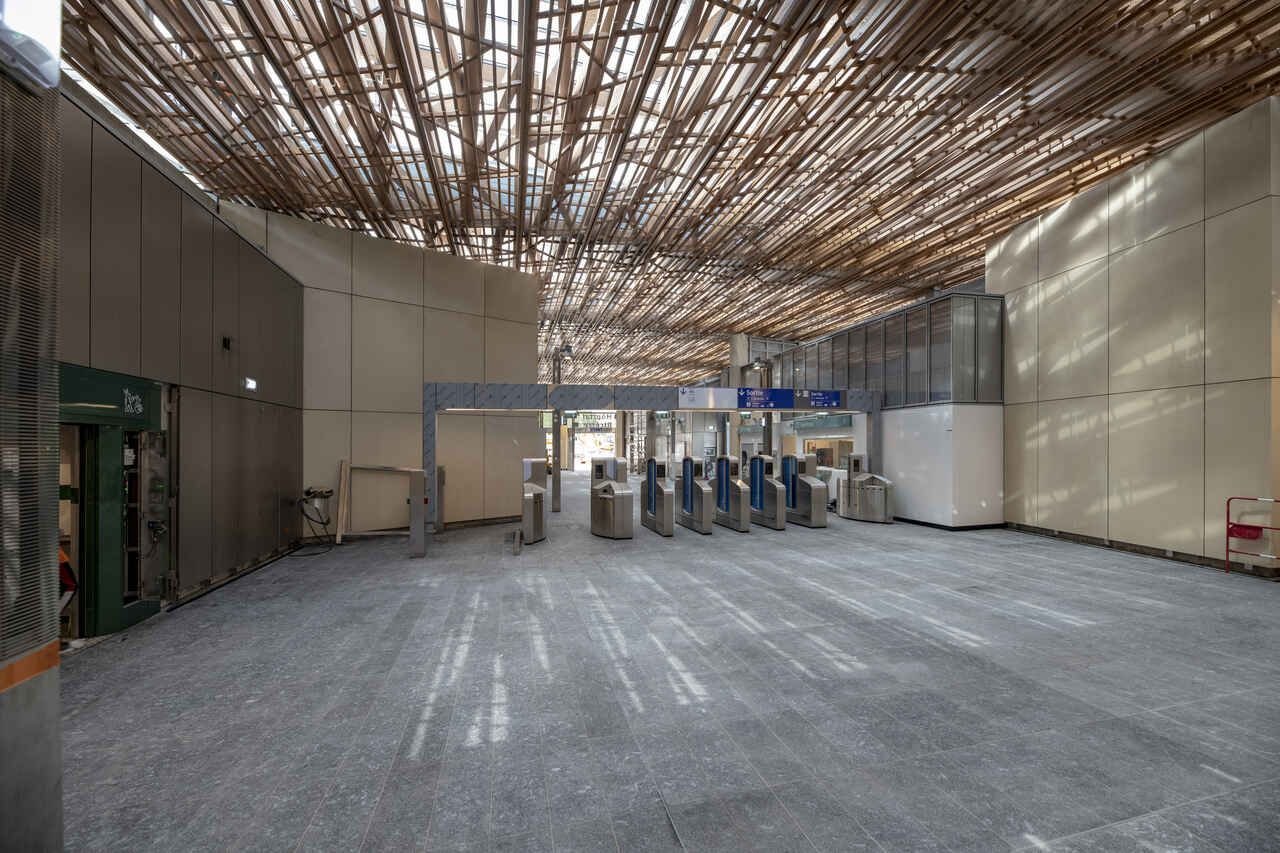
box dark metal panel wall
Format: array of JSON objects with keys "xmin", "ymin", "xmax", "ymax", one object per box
[
  {"xmin": 283, "ymin": 272, "xmax": 302, "ymax": 408},
  {"xmin": 57, "ymin": 98, "xmax": 92, "ymax": 367},
  {"xmin": 58, "ymin": 92, "xmax": 307, "ymax": 601},
  {"xmin": 238, "ymin": 399, "xmax": 261, "ymax": 561},
  {"xmin": 278, "ymin": 406, "xmax": 302, "ymax": 546},
  {"xmin": 89, "ymin": 123, "xmax": 141, "ymax": 375},
  {"xmin": 179, "ymin": 195, "xmax": 213, "ymax": 390},
  {"xmin": 176, "ymin": 387, "xmax": 213, "ymax": 594},
  {"xmin": 236, "ymin": 239, "xmax": 266, "ymax": 399},
  {"xmin": 211, "ymin": 219, "xmax": 239, "ymax": 396},
  {"xmin": 210, "ymin": 391, "xmax": 242, "ymax": 578},
  {"xmin": 140, "ymin": 164, "xmax": 180, "ymax": 383},
  {"xmin": 57, "ymin": 91, "xmax": 305, "ymax": 602}
]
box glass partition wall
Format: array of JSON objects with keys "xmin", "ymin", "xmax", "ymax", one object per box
[{"xmin": 769, "ymin": 292, "xmax": 1003, "ymax": 408}]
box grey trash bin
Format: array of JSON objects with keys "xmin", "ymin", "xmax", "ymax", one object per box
[{"xmin": 850, "ymin": 473, "xmax": 893, "ymax": 523}]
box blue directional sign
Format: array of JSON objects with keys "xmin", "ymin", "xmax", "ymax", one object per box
[
  {"xmin": 737, "ymin": 388, "xmax": 795, "ymax": 409},
  {"xmin": 807, "ymin": 390, "xmax": 842, "ymax": 408}
]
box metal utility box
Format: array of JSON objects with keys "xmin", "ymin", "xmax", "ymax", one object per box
[
  {"xmin": 848, "ymin": 473, "xmax": 894, "ymax": 523},
  {"xmin": 520, "ymin": 457, "xmax": 547, "ymax": 545},
  {"xmin": 590, "ymin": 456, "xmax": 634, "ymax": 539}
]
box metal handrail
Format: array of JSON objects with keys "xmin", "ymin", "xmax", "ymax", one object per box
[{"xmin": 1224, "ymin": 496, "xmax": 1279, "ymax": 573}]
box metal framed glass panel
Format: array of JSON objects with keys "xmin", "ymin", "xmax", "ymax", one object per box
[
  {"xmin": 803, "ymin": 345, "xmax": 817, "ymax": 388},
  {"xmin": 905, "ymin": 307, "xmax": 927, "ymax": 405},
  {"xmin": 780, "ymin": 351, "xmax": 793, "ymax": 388},
  {"xmin": 865, "ymin": 321, "xmax": 885, "ymax": 402},
  {"xmin": 977, "ymin": 297, "xmax": 1003, "ymax": 402},
  {"xmin": 884, "ymin": 314, "xmax": 906, "ymax": 407},
  {"xmin": 771, "ymin": 356, "xmax": 783, "ymax": 388},
  {"xmin": 831, "ymin": 333, "xmax": 848, "ymax": 389},
  {"xmin": 817, "ymin": 340, "xmax": 832, "ymax": 388},
  {"xmin": 952, "ymin": 296, "xmax": 977, "ymax": 402},
  {"xmin": 847, "ymin": 326, "xmax": 865, "ymax": 390},
  {"xmin": 929, "ymin": 298, "xmax": 952, "ymax": 402}
]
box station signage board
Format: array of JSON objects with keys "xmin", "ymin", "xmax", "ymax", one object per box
[
  {"xmin": 678, "ymin": 386, "xmax": 844, "ymax": 410},
  {"xmin": 677, "ymin": 387, "xmax": 738, "ymax": 409},
  {"xmin": 801, "ymin": 389, "xmax": 843, "ymax": 409},
  {"xmin": 737, "ymin": 388, "xmax": 795, "ymax": 409}
]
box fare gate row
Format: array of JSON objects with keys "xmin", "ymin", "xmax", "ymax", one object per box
[{"xmin": 518, "ymin": 452, "xmax": 894, "ymax": 547}]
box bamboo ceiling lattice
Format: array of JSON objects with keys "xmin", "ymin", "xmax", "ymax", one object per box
[{"xmin": 63, "ymin": 0, "xmax": 1280, "ymax": 383}]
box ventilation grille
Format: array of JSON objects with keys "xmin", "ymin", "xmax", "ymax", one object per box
[{"xmin": 0, "ymin": 73, "xmax": 59, "ymax": 665}]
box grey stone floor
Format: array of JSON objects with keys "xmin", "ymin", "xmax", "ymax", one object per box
[{"xmin": 62, "ymin": 473, "xmax": 1280, "ymax": 852}]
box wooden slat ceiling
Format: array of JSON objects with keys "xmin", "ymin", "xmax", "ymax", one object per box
[{"xmin": 62, "ymin": 0, "xmax": 1280, "ymax": 383}]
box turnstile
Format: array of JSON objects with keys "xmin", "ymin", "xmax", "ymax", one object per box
[
  {"xmin": 748, "ymin": 454, "xmax": 786, "ymax": 530},
  {"xmin": 641, "ymin": 457, "xmax": 675, "ymax": 536},
  {"xmin": 713, "ymin": 455, "xmax": 750, "ymax": 532},
  {"xmin": 590, "ymin": 456, "xmax": 634, "ymax": 539},
  {"xmin": 782, "ymin": 453, "xmax": 828, "ymax": 528},
  {"xmin": 520, "ymin": 457, "xmax": 547, "ymax": 545},
  {"xmin": 674, "ymin": 457, "xmax": 714, "ymax": 534}
]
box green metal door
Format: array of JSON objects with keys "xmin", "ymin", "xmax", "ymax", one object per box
[{"xmin": 79, "ymin": 425, "xmax": 159, "ymax": 637}]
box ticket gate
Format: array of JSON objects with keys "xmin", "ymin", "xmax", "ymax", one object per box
[
  {"xmin": 781, "ymin": 453, "xmax": 828, "ymax": 528},
  {"xmin": 520, "ymin": 457, "xmax": 547, "ymax": 545},
  {"xmin": 675, "ymin": 457, "xmax": 714, "ymax": 534},
  {"xmin": 713, "ymin": 455, "xmax": 751, "ymax": 532},
  {"xmin": 748, "ymin": 454, "xmax": 786, "ymax": 530},
  {"xmin": 590, "ymin": 456, "xmax": 634, "ymax": 539},
  {"xmin": 641, "ymin": 457, "xmax": 675, "ymax": 536}
]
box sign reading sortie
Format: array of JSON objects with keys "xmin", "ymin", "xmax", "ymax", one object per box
[{"xmin": 677, "ymin": 386, "xmax": 845, "ymax": 410}]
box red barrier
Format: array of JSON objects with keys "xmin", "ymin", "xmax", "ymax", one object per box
[{"xmin": 1225, "ymin": 496, "xmax": 1278, "ymax": 573}]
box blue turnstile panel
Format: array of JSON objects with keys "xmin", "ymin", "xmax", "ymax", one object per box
[
  {"xmin": 715, "ymin": 457, "xmax": 730, "ymax": 512},
  {"xmin": 782, "ymin": 455, "xmax": 798, "ymax": 509},
  {"xmin": 749, "ymin": 457, "xmax": 764, "ymax": 510},
  {"xmin": 682, "ymin": 457, "xmax": 694, "ymax": 513},
  {"xmin": 646, "ymin": 458, "xmax": 657, "ymax": 515}
]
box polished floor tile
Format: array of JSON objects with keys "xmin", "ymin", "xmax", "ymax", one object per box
[{"xmin": 61, "ymin": 472, "xmax": 1280, "ymax": 851}]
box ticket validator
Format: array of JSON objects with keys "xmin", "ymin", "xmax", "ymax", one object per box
[
  {"xmin": 590, "ymin": 456, "xmax": 634, "ymax": 539},
  {"xmin": 781, "ymin": 453, "xmax": 828, "ymax": 528},
  {"xmin": 748, "ymin": 454, "xmax": 786, "ymax": 530},
  {"xmin": 520, "ymin": 457, "xmax": 547, "ymax": 545},
  {"xmin": 674, "ymin": 456, "xmax": 714, "ymax": 534},
  {"xmin": 641, "ymin": 457, "xmax": 675, "ymax": 536},
  {"xmin": 712, "ymin": 455, "xmax": 751, "ymax": 532}
]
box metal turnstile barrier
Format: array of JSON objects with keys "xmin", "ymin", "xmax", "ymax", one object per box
[
  {"xmin": 590, "ymin": 456, "xmax": 634, "ymax": 539},
  {"xmin": 748, "ymin": 454, "xmax": 786, "ymax": 530},
  {"xmin": 675, "ymin": 457, "xmax": 714, "ymax": 534},
  {"xmin": 641, "ymin": 457, "xmax": 675, "ymax": 536},
  {"xmin": 782, "ymin": 453, "xmax": 827, "ymax": 528},
  {"xmin": 519, "ymin": 457, "xmax": 547, "ymax": 547},
  {"xmin": 713, "ymin": 455, "xmax": 750, "ymax": 532}
]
